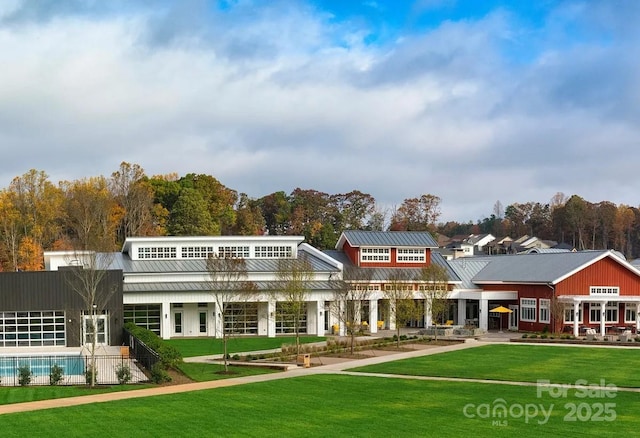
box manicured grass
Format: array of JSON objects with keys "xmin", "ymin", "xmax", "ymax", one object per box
[
  {"xmin": 0, "ymin": 383, "xmax": 154, "ymax": 406},
  {"xmin": 165, "ymin": 336, "xmax": 326, "ymax": 357},
  {"xmin": 176, "ymin": 362, "xmax": 279, "ymax": 382},
  {"xmin": 2, "ymin": 374, "xmax": 639, "ymax": 436},
  {"xmin": 350, "ymin": 344, "xmax": 640, "ymax": 387}
]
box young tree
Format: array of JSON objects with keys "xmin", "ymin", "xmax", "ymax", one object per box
[
  {"xmin": 63, "ymin": 251, "xmax": 117, "ymax": 387},
  {"xmin": 418, "ymin": 264, "xmax": 450, "ymax": 341},
  {"xmin": 273, "ymin": 254, "xmax": 314, "ymax": 355},
  {"xmin": 383, "ymin": 270, "xmax": 420, "ymax": 348},
  {"xmin": 332, "ymin": 266, "xmax": 374, "ymax": 354},
  {"xmin": 206, "ymin": 254, "xmax": 256, "ymax": 372}
]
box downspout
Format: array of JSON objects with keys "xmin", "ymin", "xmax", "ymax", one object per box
[{"xmin": 546, "ymin": 283, "xmax": 556, "ymax": 334}]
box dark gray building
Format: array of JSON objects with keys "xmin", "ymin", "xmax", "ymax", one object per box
[{"xmin": 0, "ymin": 270, "xmax": 123, "ymax": 348}]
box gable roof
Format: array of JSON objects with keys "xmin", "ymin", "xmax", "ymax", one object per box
[
  {"xmin": 471, "ymin": 250, "xmax": 639, "ymax": 285},
  {"xmin": 336, "ymin": 230, "xmax": 438, "ymax": 250},
  {"xmin": 323, "ymin": 249, "xmax": 461, "ymax": 283}
]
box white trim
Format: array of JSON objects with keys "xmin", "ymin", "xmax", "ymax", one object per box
[
  {"xmin": 520, "ymin": 298, "xmax": 536, "ymax": 322},
  {"xmin": 539, "ymin": 299, "xmax": 550, "ymax": 324}
]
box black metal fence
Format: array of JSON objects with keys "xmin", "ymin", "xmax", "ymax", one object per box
[
  {"xmin": 0, "ymin": 354, "xmax": 146, "ymax": 386},
  {"xmin": 122, "ymin": 328, "xmax": 161, "ymax": 372}
]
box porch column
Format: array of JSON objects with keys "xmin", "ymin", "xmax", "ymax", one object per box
[
  {"xmin": 213, "ymin": 302, "xmax": 223, "ymax": 339},
  {"xmin": 600, "ymin": 302, "xmax": 606, "ymax": 336},
  {"xmin": 369, "ymin": 299, "xmax": 378, "ymax": 334},
  {"xmin": 424, "ymin": 299, "xmax": 433, "ymax": 328},
  {"xmin": 267, "ymin": 300, "xmax": 276, "ymax": 338},
  {"xmin": 161, "ymin": 301, "xmax": 171, "ymax": 340},
  {"xmin": 479, "ymin": 299, "xmax": 489, "ymax": 331},
  {"xmin": 573, "ymin": 301, "xmax": 580, "ymax": 338},
  {"xmin": 457, "ymin": 299, "xmax": 466, "ymax": 326},
  {"xmin": 388, "ymin": 302, "xmax": 396, "ymax": 331},
  {"xmin": 307, "ymin": 300, "xmax": 323, "ymax": 336}
]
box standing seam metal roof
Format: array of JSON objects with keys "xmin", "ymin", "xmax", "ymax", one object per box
[{"xmin": 340, "ymin": 230, "xmax": 438, "ymax": 248}]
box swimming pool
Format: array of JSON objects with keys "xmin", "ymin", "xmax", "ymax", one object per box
[{"xmin": 0, "ymin": 354, "xmax": 85, "ymax": 378}]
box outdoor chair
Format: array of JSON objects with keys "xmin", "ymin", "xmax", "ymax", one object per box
[
  {"xmin": 619, "ymin": 330, "xmax": 633, "ymax": 342},
  {"xmin": 585, "ymin": 328, "xmax": 599, "ymax": 341}
]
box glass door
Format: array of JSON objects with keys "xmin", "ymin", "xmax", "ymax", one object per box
[
  {"xmin": 509, "ymin": 305, "xmax": 519, "ymax": 330},
  {"xmin": 83, "ymin": 314, "xmax": 108, "ymax": 346}
]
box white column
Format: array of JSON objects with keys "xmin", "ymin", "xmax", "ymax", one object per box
[
  {"xmin": 424, "ymin": 299, "xmax": 432, "ymax": 328},
  {"xmin": 214, "ymin": 302, "xmax": 223, "ymax": 339},
  {"xmin": 338, "ymin": 300, "xmax": 346, "ymax": 336},
  {"xmin": 369, "ymin": 299, "xmax": 378, "ymax": 334},
  {"xmin": 161, "ymin": 301, "xmax": 171, "ymax": 340},
  {"xmin": 457, "ymin": 299, "xmax": 466, "ymax": 326},
  {"xmin": 388, "ymin": 302, "xmax": 396, "ymax": 331},
  {"xmin": 573, "ymin": 301, "xmax": 580, "ymax": 338},
  {"xmin": 306, "ymin": 300, "xmax": 324, "ymax": 336},
  {"xmin": 479, "ymin": 299, "xmax": 489, "ymax": 331},
  {"xmin": 267, "ymin": 300, "xmax": 276, "ymax": 338},
  {"xmin": 600, "ymin": 302, "xmax": 606, "ymax": 336}
]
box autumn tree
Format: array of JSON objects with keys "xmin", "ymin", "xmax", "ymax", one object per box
[
  {"xmin": 8, "ymin": 169, "xmax": 63, "ymax": 250},
  {"xmin": 206, "ymin": 254, "xmax": 257, "ymax": 372},
  {"xmin": 332, "ymin": 266, "xmax": 374, "ymax": 354},
  {"xmin": 61, "ymin": 177, "xmax": 120, "ymax": 251},
  {"xmin": 0, "ymin": 190, "xmax": 21, "ymax": 271},
  {"xmin": 257, "ymin": 191, "xmax": 291, "ymax": 235},
  {"xmin": 232, "ymin": 193, "xmax": 266, "ymax": 235},
  {"xmin": 110, "ymin": 162, "xmax": 156, "ymax": 242},
  {"xmin": 272, "ymin": 253, "xmax": 314, "ymax": 355},
  {"xmin": 390, "ymin": 194, "xmax": 441, "ymax": 232},
  {"xmin": 383, "ymin": 270, "xmax": 420, "ymax": 348},
  {"xmin": 418, "ymin": 264, "xmax": 450, "ymax": 341}
]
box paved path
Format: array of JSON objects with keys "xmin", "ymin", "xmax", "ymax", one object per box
[
  {"xmin": 3, "ymin": 337, "xmax": 638, "ymax": 416},
  {"xmin": 0, "ymin": 340, "xmax": 480, "ymax": 415}
]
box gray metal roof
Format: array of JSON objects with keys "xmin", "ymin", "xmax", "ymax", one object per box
[
  {"xmin": 338, "ymin": 230, "xmax": 438, "ymax": 249},
  {"xmin": 124, "ymin": 280, "xmax": 337, "ymax": 293},
  {"xmin": 104, "ymin": 249, "xmax": 340, "ymax": 275},
  {"xmin": 447, "ymin": 258, "xmax": 491, "ymax": 290},
  {"xmin": 471, "ymin": 251, "xmax": 615, "ymax": 284}
]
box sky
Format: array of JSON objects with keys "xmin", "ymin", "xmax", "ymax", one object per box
[{"xmin": 1, "ymin": 0, "xmax": 639, "ymax": 224}]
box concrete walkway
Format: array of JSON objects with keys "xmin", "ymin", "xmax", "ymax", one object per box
[{"xmin": 0, "ymin": 339, "xmax": 481, "ymax": 415}]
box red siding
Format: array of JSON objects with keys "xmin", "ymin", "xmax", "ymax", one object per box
[
  {"xmin": 483, "ymin": 284, "xmax": 554, "ymax": 332},
  {"xmin": 343, "ymin": 242, "xmax": 359, "ymax": 266},
  {"xmin": 351, "ymin": 246, "xmax": 432, "ymax": 269},
  {"xmin": 556, "ymin": 257, "xmax": 640, "ymax": 296}
]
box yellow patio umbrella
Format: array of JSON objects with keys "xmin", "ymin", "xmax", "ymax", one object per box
[{"xmin": 490, "ymin": 306, "xmax": 513, "ymax": 332}]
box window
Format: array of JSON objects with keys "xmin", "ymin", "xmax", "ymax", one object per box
[
  {"xmin": 397, "ymin": 248, "xmax": 426, "ymax": 263},
  {"xmin": 0, "ymin": 310, "xmax": 66, "ymax": 347},
  {"xmin": 361, "ymin": 247, "xmax": 390, "ymax": 262},
  {"xmin": 605, "ymin": 301, "xmax": 618, "ymax": 323},
  {"xmin": 218, "ymin": 246, "xmax": 250, "ymax": 258},
  {"xmin": 138, "ymin": 246, "xmax": 176, "ymax": 259},
  {"xmin": 255, "ymin": 246, "xmax": 293, "ymax": 258},
  {"xmin": 224, "ymin": 303, "xmax": 258, "ymax": 334},
  {"xmin": 590, "ymin": 286, "xmax": 619, "ymax": 296},
  {"xmin": 181, "ymin": 246, "xmax": 214, "ymax": 258},
  {"xmin": 625, "ymin": 304, "xmax": 637, "ymax": 323},
  {"xmin": 275, "ymin": 303, "xmax": 308, "ymax": 334},
  {"xmin": 564, "ymin": 303, "xmax": 583, "ymax": 323},
  {"xmin": 123, "ymin": 305, "xmax": 161, "ymax": 335},
  {"xmin": 539, "ymin": 299, "xmax": 550, "ymax": 323},
  {"xmin": 384, "ymin": 284, "xmax": 414, "ymax": 291},
  {"xmin": 589, "ymin": 303, "xmax": 602, "ymax": 323},
  {"xmin": 520, "ymin": 298, "xmax": 536, "ymax": 322}
]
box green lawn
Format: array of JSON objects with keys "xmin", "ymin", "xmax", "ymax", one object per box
[
  {"xmin": 176, "ymin": 362, "xmax": 279, "ymax": 382},
  {"xmin": 2, "ymin": 374, "xmax": 639, "ymax": 437},
  {"xmin": 0, "ymin": 383, "xmax": 154, "ymax": 406},
  {"xmin": 165, "ymin": 336, "xmax": 326, "ymax": 357},
  {"xmin": 349, "ymin": 344, "xmax": 640, "ymax": 387}
]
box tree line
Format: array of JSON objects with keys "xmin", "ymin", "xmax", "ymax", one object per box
[
  {"xmin": 0, "ymin": 163, "xmax": 442, "ymax": 271},
  {"xmin": 2, "ymin": 163, "xmax": 638, "ymax": 271}
]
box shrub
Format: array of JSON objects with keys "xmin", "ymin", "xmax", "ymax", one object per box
[
  {"xmin": 49, "ymin": 364, "xmax": 64, "ymax": 386},
  {"xmin": 150, "ymin": 362, "xmax": 171, "ymax": 384},
  {"xmin": 231, "ymin": 354, "xmax": 240, "ymax": 361},
  {"xmin": 18, "ymin": 364, "xmax": 32, "ymax": 386},
  {"xmin": 115, "ymin": 363, "xmax": 132, "ymax": 385},
  {"xmin": 521, "ymin": 334, "xmax": 528, "ymax": 338},
  {"xmin": 540, "ymin": 334, "xmax": 548, "ymax": 339},
  {"xmin": 85, "ymin": 366, "xmax": 98, "ymax": 385},
  {"xmin": 124, "ymin": 323, "xmax": 183, "ymax": 368}
]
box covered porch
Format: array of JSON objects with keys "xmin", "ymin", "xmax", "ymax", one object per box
[{"xmin": 559, "ymin": 296, "xmax": 640, "ymax": 337}]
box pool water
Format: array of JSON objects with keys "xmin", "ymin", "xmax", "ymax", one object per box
[{"xmin": 0, "ymin": 355, "xmax": 85, "ymax": 378}]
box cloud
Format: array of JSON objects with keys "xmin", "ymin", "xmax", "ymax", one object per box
[{"xmin": 0, "ymin": 0, "xmax": 639, "ymax": 224}]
